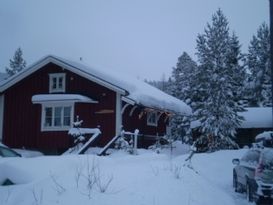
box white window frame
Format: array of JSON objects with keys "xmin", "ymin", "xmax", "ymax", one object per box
[
  {"xmin": 147, "ymin": 111, "xmax": 158, "ymax": 126},
  {"xmin": 49, "ymin": 73, "xmax": 66, "ymax": 93},
  {"xmin": 41, "ymin": 102, "xmax": 74, "ymax": 131}
]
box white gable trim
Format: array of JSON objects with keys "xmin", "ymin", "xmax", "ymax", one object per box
[{"xmin": 0, "ymin": 56, "xmax": 127, "ymax": 95}]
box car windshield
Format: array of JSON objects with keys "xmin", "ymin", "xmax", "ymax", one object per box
[
  {"xmin": 241, "ymin": 149, "xmax": 260, "ymax": 165},
  {"xmin": 0, "ymin": 146, "xmax": 20, "ymax": 157},
  {"xmin": 262, "ymin": 149, "xmax": 273, "ymax": 169}
]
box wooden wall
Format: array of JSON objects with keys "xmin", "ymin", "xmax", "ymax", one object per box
[{"xmin": 3, "ymin": 63, "xmax": 116, "ymax": 154}]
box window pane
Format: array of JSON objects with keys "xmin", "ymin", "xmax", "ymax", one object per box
[
  {"xmin": 52, "ymin": 77, "xmax": 57, "ymax": 89},
  {"xmin": 148, "ymin": 112, "xmax": 156, "ymax": 124},
  {"xmin": 63, "ymin": 106, "xmax": 71, "ymax": 126},
  {"xmin": 45, "ymin": 107, "xmax": 52, "ymax": 127},
  {"xmin": 54, "ymin": 107, "xmax": 62, "ymax": 126},
  {"xmin": 58, "ymin": 77, "xmax": 63, "ymax": 89}
]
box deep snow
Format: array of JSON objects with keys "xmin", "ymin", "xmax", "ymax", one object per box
[{"xmin": 0, "ymin": 147, "xmax": 250, "ymax": 205}]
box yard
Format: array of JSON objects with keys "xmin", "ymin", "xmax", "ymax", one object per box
[{"xmin": 0, "ymin": 145, "xmax": 251, "ymax": 205}]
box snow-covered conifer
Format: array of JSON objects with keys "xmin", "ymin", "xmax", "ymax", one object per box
[
  {"xmin": 6, "ymin": 47, "xmax": 27, "ymax": 77},
  {"xmin": 171, "ymin": 52, "xmax": 198, "ymax": 105},
  {"xmin": 169, "ymin": 52, "xmax": 197, "ymax": 143},
  {"xmin": 245, "ymin": 23, "xmax": 271, "ymax": 107},
  {"xmin": 194, "ymin": 9, "xmax": 245, "ymax": 150}
]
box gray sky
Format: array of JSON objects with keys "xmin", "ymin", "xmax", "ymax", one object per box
[{"xmin": 0, "ymin": 0, "xmax": 269, "ymax": 80}]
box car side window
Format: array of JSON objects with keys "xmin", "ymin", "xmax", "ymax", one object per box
[
  {"xmin": 0, "ymin": 147, "xmax": 20, "ymax": 157},
  {"xmin": 241, "ymin": 150, "xmax": 260, "ymax": 164}
]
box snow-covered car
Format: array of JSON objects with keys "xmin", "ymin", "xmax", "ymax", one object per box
[
  {"xmin": 0, "ymin": 143, "xmax": 21, "ymax": 157},
  {"xmin": 232, "ymin": 148, "xmax": 273, "ymax": 204},
  {"xmin": 255, "ymin": 131, "xmax": 273, "ymax": 148}
]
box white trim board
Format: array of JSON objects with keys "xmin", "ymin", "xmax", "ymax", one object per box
[
  {"xmin": 0, "ymin": 94, "xmax": 4, "ymax": 141},
  {"xmin": 115, "ymin": 93, "xmax": 122, "ymax": 135}
]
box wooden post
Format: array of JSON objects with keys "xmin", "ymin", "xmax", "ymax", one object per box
[{"xmin": 133, "ymin": 129, "xmax": 139, "ymax": 155}]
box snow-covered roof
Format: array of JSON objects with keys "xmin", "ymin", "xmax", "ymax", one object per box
[
  {"xmin": 0, "ymin": 55, "xmax": 191, "ymax": 115},
  {"xmin": 190, "ymin": 107, "xmax": 273, "ymax": 129},
  {"xmin": 239, "ymin": 107, "xmax": 272, "ymax": 128},
  {"xmin": 32, "ymin": 94, "xmax": 98, "ymax": 104},
  {"xmin": 255, "ymin": 131, "xmax": 273, "ymax": 141}
]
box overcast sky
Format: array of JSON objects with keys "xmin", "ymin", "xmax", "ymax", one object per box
[{"xmin": 0, "ymin": 0, "xmax": 269, "ymax": 80}]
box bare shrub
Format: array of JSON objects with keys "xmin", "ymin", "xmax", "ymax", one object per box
[
  {"xmin": 50, "ymin": 174, "xmax": 66, "ymax": 195},
  {"xmin": 150, "ymin": 165, "xmax": 159, "ymax": 176},
  {"xmin": 95, "ymin": 166, "xmax": 114, "ymax": 193},
  {"xmin": 32, "ymin": 187, "xmax": 43, "ymax": 205}
]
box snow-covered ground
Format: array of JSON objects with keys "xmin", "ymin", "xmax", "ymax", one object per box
[{"xmin": 0, "ymin": 146, "xmax": 250, "ymax": 205}]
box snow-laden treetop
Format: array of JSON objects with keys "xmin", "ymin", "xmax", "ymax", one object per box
[{"xmin": 0, "ymin": 55, "xmax": 191, "ymax": 116}]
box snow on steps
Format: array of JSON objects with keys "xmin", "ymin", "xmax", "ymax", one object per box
[
  {"xmin": 98, "ymin": 135, "xmax": 120, "ymax": 156},
  {"xmin": 63, "ymin": 128, "xmax": 101, "ymax": 155}
]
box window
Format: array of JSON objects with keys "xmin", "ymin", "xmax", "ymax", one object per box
[
  {"xmin": 147, "ymin": 111, "xmax": 158, "ymax": 126},
  {"xmin": 42, "ymin": 104, "xmax": 73, "ymax": 131},
  {"xmin": 49, "ymin": 73, "xmax": 66, "ymax": 93}
]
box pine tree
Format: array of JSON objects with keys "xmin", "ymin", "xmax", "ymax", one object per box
[
  {"xmin": 194, "ymin": 9, "xmax": 245, "ymax": 150},
  {"xmin": 169, "ymin": 52, "xmax": 197, "ymax": 143},
  {"xmin": 245, "ymin": 23, "xmax": 271, "ymax": 107},
  {"xmin": 171, "ymin": 52, "xmax": 198, "ymax": 105},
  {"xmin": 6, "ymin": 47, "xmax": 27, "ymax": 76}
]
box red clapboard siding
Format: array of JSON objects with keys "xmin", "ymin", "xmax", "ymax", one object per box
[{"xmin": 3, "ymin": 63, "xmax": 116, "ymax": 153}]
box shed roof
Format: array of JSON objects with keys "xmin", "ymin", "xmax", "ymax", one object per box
[{"xmin": 239, "ymin": 107, "xmax": 272, "ymax": 128}]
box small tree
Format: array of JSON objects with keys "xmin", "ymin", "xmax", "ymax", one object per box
[{"xmin": 6, "ymin": 47, "xmax": 27, "ymax": 76}]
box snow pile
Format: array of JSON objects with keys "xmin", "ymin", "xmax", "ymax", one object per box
[
  {"xmin": 0, "ymin": 147, "xmax": 250, "ymax": 205},
  {"xmin": 68, "ymin": 128, "xmax": 101, "ymax": 136},
  {"xmin": 13, "ymin": 149, "xmax": 44, "ymax": 158}
]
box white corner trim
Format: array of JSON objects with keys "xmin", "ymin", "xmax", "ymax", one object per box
[
  {"xmin": 0, "ymin": 94, "xmax": 4, "ymax": 141},
  {"xmin": 116, "ymin": 93, "xmax": 122, "ymax": 135}
]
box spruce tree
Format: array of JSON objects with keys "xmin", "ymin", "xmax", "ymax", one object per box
[
  {"xmin": 194, "ymin": 9, "xmax": 244, "ymax": 150},
  {"xmin": 171, "ymin": 52, "xmax": 198, "ymax": 105},
  {"xmin": 6, "ymin": 47, "xmax": 27, "ymax": 76},
  {"xmin": 170, "ymin": 52, "xmax": 197, "ymax": 143},
  {"xmin": 245, "ymin": 23, "xmax": 271, "ymax": 107}
]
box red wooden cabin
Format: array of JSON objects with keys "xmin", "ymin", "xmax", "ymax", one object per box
[{"xmin": 0, "ymin": 56, "xmax": 191, "ymax": 154}]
